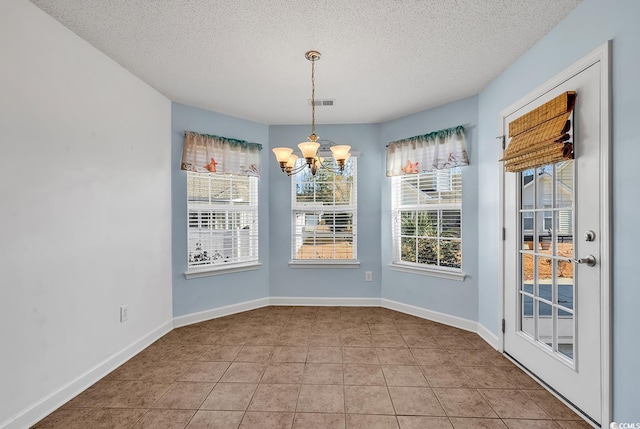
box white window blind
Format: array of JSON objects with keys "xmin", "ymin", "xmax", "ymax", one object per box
[
  {"xmin": 187, "ymin": 172, "xmax": 258, "ymax": 272},
  {"xmin": 391, "ymin": 168, "xmax": 462, "ymax": 270},
  {"xmin": 291, "ymin": 157, "xmax": 357, "ymax": 261}
]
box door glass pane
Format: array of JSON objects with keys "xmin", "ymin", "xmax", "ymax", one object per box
[
  {"xmin": 558, "ymin": 309, "xmax": 574, "ymax": 360},
  {"xmin": 555, "ymin": 161, "xmax": 574, "ymax": 208},
  {"xmin": 521, "ymin": 292, "xmax": 534, "ymax": 338},
  {"xmin": 537, "ymin": 257, "xmax": 553, "ymax": 287},
  {"xmin": 522, "ymin": 213, "xmax": 534, "ymax": 250},
  {"xmin": 518, "ymin": 161, "xmax": 576, "ymax": 364},
  {"xmin": 537, "ymin": 300, "xmax": 553, "ymax": 349}
]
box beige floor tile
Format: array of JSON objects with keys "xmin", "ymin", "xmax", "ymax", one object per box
[
  {"xmin": 200, "ymin": 346, "xmax": 242, "ymax": 362},
  {"xmin": 372, "ymin": 334, "xmax": 408, "ymax": 348},
  {"xmin": 235, "ymin": 346, "xmax": 274, "ymax": 363},
  {"xmin": 344, "ymin": 385, "xmax": 395, "ymax": 414},
  {"xmin": 346, "ymin": 414, "xmax": 399, "ymax": 429},
  {"xmin": 132, "ymin": 409, "xmax": 196, "ymax": 429},
  {"xmin": 186, "ymin": 410, "xmax": 244, "ymax": 429},
  {"xmin": 410, "ymin": 349, "xmax": 453, "ymax": 366},
  {"xmin": 308, "ymin": 334, "xmax": 341, "ymax": 346},
  {"xmin": 381, "ymin": 365, "xmax": 428, "ymax": 387},
  {"xmin": 376, "ymin": 348, "xmax": 416, "ymax": 365},
  {"xmin": 271, "ymin": 346, "xmax": 308, "ymax": 362},
  {"xmin": 421, "ymin": 364, "xmax": 472, "ymax": 388},
  {"xmin": 33, "ymin": 307, "xmax": 587, "ymax": 429},
  {"xmin": 449, "ymin": 417, "xmax": 508, "ymax": 428},
  {"xmin": 343, "ymin": 347, "xmax": 379, "ymax": 364},
  {"xmin": 525, "ymin": 390, "xmax": 582, "ymax": 420},
  {"xmin": 296, "ymin": 384, "xmax": 345, "ymax": 413},
  {"xmin": 32, "ymin": 408, "xmax": 146, "ymax": 429},
  {"xmin": 397, "ymin": 416, "xmax": 453, "ymax": 429},
  {"xmin": 307, "ymin": 346, "xmax": 343, "ymax": 363},
  {"xmin": 219, "ymin": 363, "xmax": 267, "ymax": 383},
  {"xmin": 503, "ymin": 419, "xmax": 561, "ymax": 429},
  {"xmin": 555, "ymin": 421, "xmax": 592, "ymax": 428},
  {"xmin": 179, "ymin": 362, "xmax": 231, "ymax": 383},
  {"xmin": 458, "ymin": 366, "xmax": 516, "ymax": 389},
  {"xmin": 388, "ymin": 387, "xmax": 446, "ymax": 416},
  {"xmin": 344, "ymin": 364, "xmax": 386, "ymax": 385},
  {"xmin": 248, "ymin": 383, "xmax": 300, "ymax": 412},
  {"xmin": 152, "ymin": 382, "xmax": 214, "ymax": 409},
  {"xmin": 261, "ymin": 363, "xmax": 305, "ymax": 384},
  {"xmin": 293, "ymin": 413, "xmax": 345, "ymax": 429},
  {"xmin": 302, "ymin": 363, "xmax": 343, "ymax": 384},
  {"xmin": 200, "ymin": 383, "xmax": 257, "ymax": 411},
  {"xmin": 479, "ymin": 389, "xmax": 550, "ymax": 419},
  {"xmin": 433, "ymin": 388, "xmax": 498, "ymax": 418},
  {"xmin": 239, "ymin": 411, "xmax": 294, "ymax": 429},
  {"xmin": 341, "ymin": 333, "xmax": 373, "ymax": 347},
  {"xmin": 401, "ymin": 334, "xmax": 439, "ymax": 349}
]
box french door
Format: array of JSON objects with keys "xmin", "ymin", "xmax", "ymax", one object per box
[{"xmin": 502, "ymin": 45, "xmax": 610, "ymax": 426}]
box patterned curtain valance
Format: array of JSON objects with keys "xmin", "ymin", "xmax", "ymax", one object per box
[
  {"xmin": 386, "ymin": 125, "xmax": 468, "ymax": 177},
  {"xmin": 181, "ymin": 131, "xmax": 262, "ymax": 177}
]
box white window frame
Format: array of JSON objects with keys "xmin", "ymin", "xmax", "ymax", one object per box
[
  {"xmin": 185, "ymin": 172, "xmax": 260, "ymax": 278},
  {"xmin": 390, "ymin": 168, "xmax": 465, "ymax": 281},
  {"xmin": 290, "ymin": 156, "xmax": 358, "ymax": 268}
]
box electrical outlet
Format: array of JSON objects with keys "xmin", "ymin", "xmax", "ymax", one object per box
[
  {"xmin": 365, "ymin": 271, "xmax": 373, "ymax": 282},
  {"xmin": 120, "ymin": 305, "xmax": 129, "ymax": 322}
]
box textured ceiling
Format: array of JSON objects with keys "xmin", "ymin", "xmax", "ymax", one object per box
[{"xmin": 30, "ymin": 0, "xmax": 581, "ymax": 125}]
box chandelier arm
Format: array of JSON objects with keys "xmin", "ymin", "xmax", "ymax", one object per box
[
  {"xmin": 316, "ymin": 156, "xmax": 345, "ymax": 173},
  {"xmin": 287, "ymin": 163, "xmax": 310, "ymax": 176}
]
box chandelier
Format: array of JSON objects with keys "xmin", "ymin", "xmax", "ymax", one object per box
[{"xmin": 272, "ymin": 51, "xmax": 351, "ymax": 176}]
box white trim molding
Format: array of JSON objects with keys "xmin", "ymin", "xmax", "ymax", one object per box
[
  {"xmin": 388, "ymin": 263, "xmax": 466, "ymax": 281},
  {"xmin": 1, "ymin": 320, "xmax": 173, "ymax": 429},
  {"xmin": 381, "ymin": 298, "xmax": 477, "ymax": 333},
  {"xmin": 184, "ymin": 262, "xmax": 262, "ymax": 279},
  {"xmin": 173, "ymin": 297, "xmax": 271, "ymax": 328},
  {"xmin": 477, "ymin": 323, "xmax": 500, "ymax": 350},
  {"xmin": 269, "ymin": 297, "xmax": 381, "ymax": 307}
]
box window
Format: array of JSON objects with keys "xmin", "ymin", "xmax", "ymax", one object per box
[
  {"xmin": 391, "ymin": 168, "xmax": 462, "ymax": 275},
  {"xmin": 291, "ymin": 157, "xmax": 357, "ymax": 263},
  {"xmin": 186, "ymin": 172, "xmax": 259, "ymax": 275}
]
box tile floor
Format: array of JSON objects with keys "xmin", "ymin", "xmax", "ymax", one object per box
[{"xmin": 32, "ymin": 306, "xmax": 591, "ymax": 429}]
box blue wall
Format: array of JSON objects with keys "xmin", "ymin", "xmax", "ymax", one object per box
[
  {"xmin": 380, "ymin": 96, "xmax": 479, "ymax": 321},
  {"xmin": 171, "ymin": 103, "xmax": 270, "ymax": 316},
  {"xmin": 268, "ymin": 124, "xmax": 383, "ymax": 298},
  {"xmin": 476, "ymin": 0, "xmax": 640, "ymax": 420}
]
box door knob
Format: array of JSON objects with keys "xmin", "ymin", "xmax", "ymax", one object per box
[{"xmin": 571, "ymin": 255, "xmax": 596, "ymax": 267}]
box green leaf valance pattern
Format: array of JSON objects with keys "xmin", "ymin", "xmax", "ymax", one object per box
[
  {"xmin": 181, "ymin": 131, "xmax": 263, "ymax": 177},
  {"xmin": 386, "ymin": 125, "xmax": 468, "ymax": 177}
]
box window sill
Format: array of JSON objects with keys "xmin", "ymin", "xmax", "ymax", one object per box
[
  {"xmin": 289, "ymin": 260, "xmax": 360, "ymax": 269},
  {"xmin": 184, "ymin": 262, "xmax": 262, "ymax": 279},
  {"xmin": 388, "ymin": 262, "xmax": 466, "ymax": 281}
]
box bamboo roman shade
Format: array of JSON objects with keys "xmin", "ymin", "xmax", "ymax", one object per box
[{"xmin": 501, "ymin": 91, "xmax": 576, "ymax": 172}]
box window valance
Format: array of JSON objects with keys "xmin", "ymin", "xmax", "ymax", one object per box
[
  {"xmin": 386, "ymin": 125, "xmax": 468, "ymax": 177},
  {"xmin": 501, "ymin": 91, "xmax": 576, "ymax": 173},
  {"xmin": 181, "ymin": 131, "xmax": 263, "ymax": 177}
]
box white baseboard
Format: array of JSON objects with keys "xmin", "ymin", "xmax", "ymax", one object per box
[
  {"xmin": 173, "ymin": 297, "xmax": 270, "ymax": 328},
  {"xmin": 269, "ymin": 296, "xmax": 381, "ymax": 307},
  {"xmin": 381, "ymin": 298, "xmax": 478, "ymax": 333},
  {"xmin": 477, "ymin": 323, "xmax": 500, "ymax": 350},
  {"xmin": 2, "ymin": 320, "xmax": 173, "ymax": 429}
]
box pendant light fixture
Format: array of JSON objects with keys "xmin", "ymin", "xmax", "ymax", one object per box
[{"xmin": 272, "ymin": 51, "xmax": 351, "ymax": 176}]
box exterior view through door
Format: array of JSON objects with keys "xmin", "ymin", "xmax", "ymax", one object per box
[{"xmin": 501, "ymin": 44, "xmax": 610, "ymax": 427}]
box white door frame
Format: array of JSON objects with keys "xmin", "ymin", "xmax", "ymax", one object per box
[{"xmin": 498, "ymin": 41, "xmax": 611, "ymax": 427}]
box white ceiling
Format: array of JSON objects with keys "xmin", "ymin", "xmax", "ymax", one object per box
[{"xmin": 30, "ymin": 0, "xmax": 581, "ymax": 125}]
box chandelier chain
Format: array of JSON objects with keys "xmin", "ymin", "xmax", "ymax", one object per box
[{"xmin": 311, "ymin": 57, "xmax": 316, "ymax": 136}]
